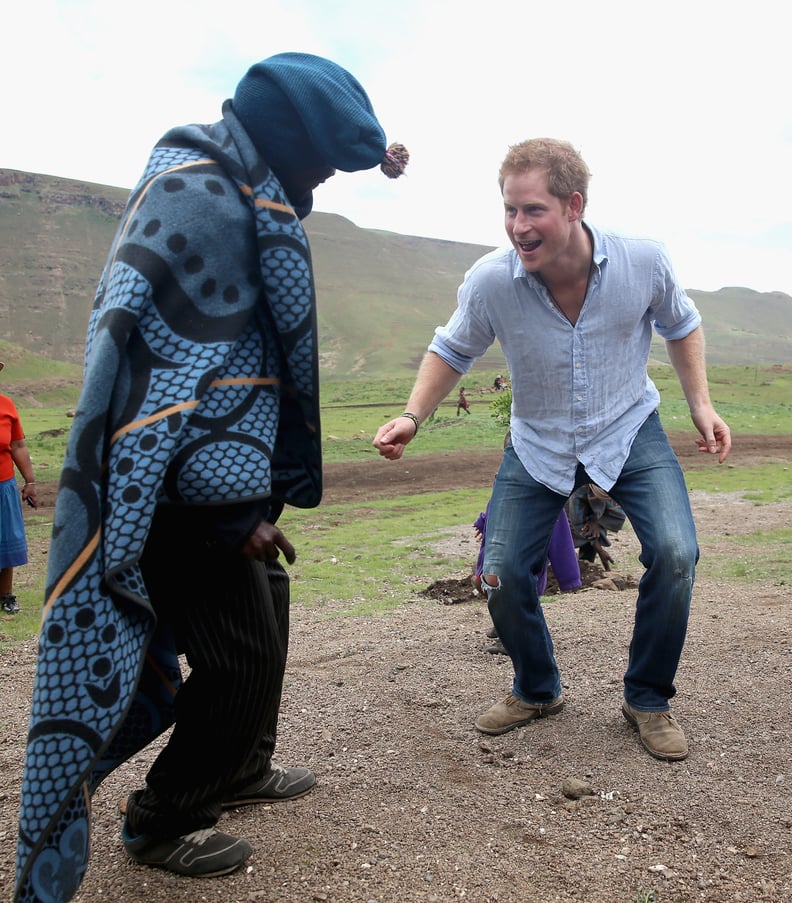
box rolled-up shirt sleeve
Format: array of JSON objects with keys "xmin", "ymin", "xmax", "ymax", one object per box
[
  {"xmin": 428, "ymin": 331, "xmax": 476, "ymax": 374},
  {"xmin": 651, "ymin": 244, "xmax": 702, "ymax": 341},
  {"xmin": 428, "ymin": 255, "xmax": 500, "ymax": 372}
]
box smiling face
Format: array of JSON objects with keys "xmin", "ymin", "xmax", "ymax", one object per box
[{"xmin": 502, "ymin": 168, "xmax": 584, "ymax": 275}]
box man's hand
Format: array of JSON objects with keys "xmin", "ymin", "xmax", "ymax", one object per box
[
  {"xmin": 372, "ymin": 351, "xmax": 462, "ymax": 460},
  {"xmin": 373, "ymin": 417, "xmax": 417, "ymax": 460},
  {"xmin": 241, "ymin": 521, "xmax": 296, "ymax": 564},
  {"xmin": 691, "ymin": 408, "xmax": 732, "ymax": 463},
  {"xmin": 666, "ymin": 328, "xmax": 732, "ymax": 464}
]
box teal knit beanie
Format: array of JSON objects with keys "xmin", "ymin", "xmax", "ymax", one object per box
[{"xmin": 233, "ymin": 52, "xmax": 404, "ymax": 175}]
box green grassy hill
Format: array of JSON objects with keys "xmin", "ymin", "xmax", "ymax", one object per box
[{"xmin": 2, "ymin": 168, "xmax": 790, "ymax": 380}]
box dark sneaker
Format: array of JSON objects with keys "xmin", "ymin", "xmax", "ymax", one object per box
[
  {"xmin": 475, "ymin": 693, "xmax": 564, "ymax": 735},
  {"xmin": 622, "ymin": 701, "xmax": 689, "ymax": 761},
  {"xmin": 221, "ymin": 764, "xmax": 316, "ymax": 809},
  {"xmin": 485, "ymin": 640, "xmax": 508, "ymax": 655},
  {"xmin": 485, "ymin": 626, "xmax": 498, "ymax": 639},
  {"xmin": 1, "ymin": 594, "xmax": 20, "ymax": 614},
  {"xmin": 122, "ymin": 823, "xmax": 252, "ymax": 877}
]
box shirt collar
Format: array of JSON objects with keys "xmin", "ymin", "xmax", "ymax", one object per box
[{"xmin": 584, "ymin": 221, "xmax": 608, "ymax": 275}]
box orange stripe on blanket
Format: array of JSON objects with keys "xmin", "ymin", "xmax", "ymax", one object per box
[
  {"xmin": 43, "ymin": 528, "xmax": 101, "ymax": 620},
  {"xmin": 236, "ymin": 183, "xmax": 295, "ymax": 215},
  {"xmin": 109, "ymin": 382, "xmax": 281, "ymax": 440},
  {"xmin": 253, "ymin": 198, "xmax": 296, "ymax": 214},
  {"xmin": 110, "ymin": 400, "xmax": 200, "ymax": 442}
]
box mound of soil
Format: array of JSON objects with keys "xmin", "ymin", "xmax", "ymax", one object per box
[{"xmin": 420, "ymin": 559, "xmax": 630, "ymax": 606}]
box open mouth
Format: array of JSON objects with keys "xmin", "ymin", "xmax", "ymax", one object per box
[{"xmin": 518, "ymin": 240, "xmax": 541, "ymax": 253}]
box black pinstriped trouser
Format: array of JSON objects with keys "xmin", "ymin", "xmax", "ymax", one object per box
[{"xmin": 126, "ymin": 506, "xmax": 289, "ymax": 839}]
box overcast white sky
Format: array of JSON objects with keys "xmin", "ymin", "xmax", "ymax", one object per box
[{"xmin": 3, "ymin": 0, "xmax": 790, "ymax": 296}]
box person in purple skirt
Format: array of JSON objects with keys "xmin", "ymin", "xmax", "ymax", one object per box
[{"xmin": 474, "ymin": 502, "xmax": 580, "ymax": 653}]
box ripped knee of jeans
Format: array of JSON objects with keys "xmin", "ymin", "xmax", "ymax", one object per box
[{"xmin": 482, "ymin": 573, "xmax": 500, "ymax": 594}]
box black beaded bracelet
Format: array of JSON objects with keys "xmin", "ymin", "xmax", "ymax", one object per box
[{"xmin": 399, "ymin": 412, "xmax": 420, "ymax": 434}]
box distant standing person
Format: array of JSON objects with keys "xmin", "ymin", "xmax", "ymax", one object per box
[
  {"xmin": 457, "ymin": 387, "xmax": 471, "ymax": 415},
  {"xmin": 374, "ymin": 137, "xmax": 730, "ymax": 763},
  {"xmin": 0, "ymin": 363, "xmax": 38, "ymax": 614}
]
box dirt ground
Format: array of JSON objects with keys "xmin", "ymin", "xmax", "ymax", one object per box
[{"xmin": 1, "ymin": 434, "xmax": 791, "ymax": 902}]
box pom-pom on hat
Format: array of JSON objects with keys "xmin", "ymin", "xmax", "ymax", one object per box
[{"xmin": 233, "ymin": 52, "xmax": 407, "ymax": 177}]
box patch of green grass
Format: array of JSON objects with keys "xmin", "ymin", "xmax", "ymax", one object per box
[
  {"xmin": 22, "ymin": 415, "xmax": 76, "ymax": 473},
  {"xmin": 658, "ymin": 398, "xmax": 792, "ymax": 435},
  {"xmin": 324, "ymin": 408, "xmax": 507, "ymax": 463},
  {"xmin": 684, "ymin": 463, "xmax": 792, "ymax": 501},
  {"xmin": 696, "ymin": 528, "xmax": 792, "ymax": 585},
  {"xmin": 0, "ymin": 340, "xmax": 82, "ymax": 388},
  {"xmin": 652, "ymin": 363, "xmax": 792, "ymax": 404},
  {"xmin": 320, "ymin": 375, "xmax": 425, "ymax": 406},
  {"xmin": 284, "ymin": 488, "xmax": 491, "ymax": 614}
]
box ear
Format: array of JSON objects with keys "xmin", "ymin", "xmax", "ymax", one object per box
[{"xmin": 566, "ymin": 191, "xmax": 584, "ymax": 222}]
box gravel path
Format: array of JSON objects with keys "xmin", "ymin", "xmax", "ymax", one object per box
[{"xmin": 2, "ymin": 486, "xmax": 791, "ymax": 903}]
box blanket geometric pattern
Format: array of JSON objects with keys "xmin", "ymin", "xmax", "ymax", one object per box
[{"xmin": 15, "ymin": 103, "xmax": 322, "ymax": 903}]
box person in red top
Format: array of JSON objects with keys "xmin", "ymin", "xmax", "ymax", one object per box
[{"xmin": 0, "ymin": 363, "xmax": 38, "ymax": 613}]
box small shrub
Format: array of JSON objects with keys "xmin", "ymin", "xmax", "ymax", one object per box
[{"xmin": 490, "ymin": 389, "xmax": 512, "ymax": 427}]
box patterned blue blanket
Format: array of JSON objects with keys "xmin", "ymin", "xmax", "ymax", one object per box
[{"xmin": 15, "ymin": 103, "xmax": 321, "ymax": 902}]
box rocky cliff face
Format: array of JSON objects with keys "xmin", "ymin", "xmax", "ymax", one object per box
[{"xmin": 0, "ymin": 168, "xmax": 128, "ymax": 217}]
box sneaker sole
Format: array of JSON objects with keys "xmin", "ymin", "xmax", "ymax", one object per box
[
  {"xmin": 475, "ymin": 698, "xmax": 564, "ymax": 736},
  {"xmin": 126, "ymin": 851, "xmax": 252, "ymax": 878},
  {"xmin": 621, "ymin": 705, "xmax": 689, "ymax": 761},
  {"xmin": 221, "ymin": 783, "xmax": 315, "ymax": 809}
]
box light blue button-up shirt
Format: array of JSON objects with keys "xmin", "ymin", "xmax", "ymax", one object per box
[{"xmin": 428, "ymin": 223, "xmax": 702, "ymax": 495}]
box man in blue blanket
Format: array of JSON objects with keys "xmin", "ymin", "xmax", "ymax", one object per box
[{"xmin": 15, "ymin": 53, "xmax": 407, "ymax": 902}]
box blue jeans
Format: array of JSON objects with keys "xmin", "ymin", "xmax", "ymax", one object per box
[{"xmin": 482, "ymin": 411, "xmax": 698, "ymax": 711}]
